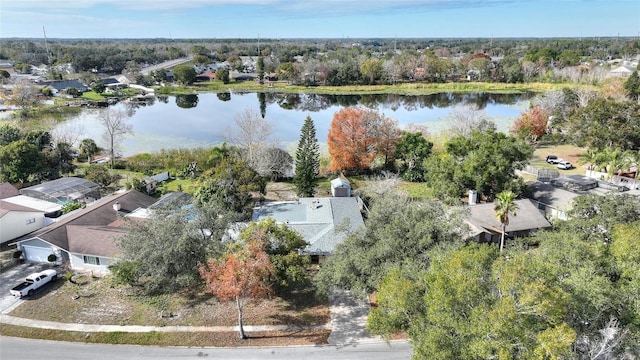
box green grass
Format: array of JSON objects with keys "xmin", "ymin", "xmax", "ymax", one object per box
[
  {"xmin": 159, "ymin": 178, "xmax": 197, "ymax": 194},
  {"xmin": 401, "ymin": 182, "xmax": 436, "ymax": 199},
  {"xmin": 155, "ymin": 81, "xmax": 594, "ymax": 96},
  {"xmin": 0, "ymin": 324, "xmax": 330, "ymax": 347},
  {"xmin": 82, "ymin": 91, "xmax": 106, "ymax": 101}
]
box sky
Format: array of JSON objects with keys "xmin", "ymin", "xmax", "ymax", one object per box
[{"xmin": 1, "ymin": 0, "xmax": 638, "ymax": 39}]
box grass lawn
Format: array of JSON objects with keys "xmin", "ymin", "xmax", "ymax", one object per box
[
  {"xmin": 7, "ymin": 275, "xmax": 329, "ymax": 327},
  {"xmin": 82, "ymin": 91, "xmax": 106, "ymax": 101},
  {"xmin": 531, "ymin": 143, "xmax": 588, "ymax": 176},
  {"xmin": 4, "ymin": 274, "xmax": 330, "ymax": 346}
]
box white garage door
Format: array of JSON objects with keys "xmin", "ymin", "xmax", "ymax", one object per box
[{"xmin": 22, "ymin": 245, "xmax": 53, "ymax": 262}]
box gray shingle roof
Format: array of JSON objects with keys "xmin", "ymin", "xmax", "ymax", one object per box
[
  {"xmin": 253, "ymin": 197, "xmax": 364, "ymax": 255},
  {"xmin": 467, "ymin": 199, "xmax": 551, "ymax": 233}
]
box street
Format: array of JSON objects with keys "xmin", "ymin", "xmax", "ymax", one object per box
[{"xmin": 0, "ymin": 336, "xmax": 412, "ymax": 360}]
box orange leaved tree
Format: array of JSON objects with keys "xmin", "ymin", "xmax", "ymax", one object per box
[
  {"xmin": 198, "ymin": 239, "xmax": 274, "ymax": 339},
  {"xmin": 511, "ymin": 106, "xmax": 549, "ymax": 142},
  {"xmin": 327, "ymin": 107, "xmax": 401, "ymax": 173}
]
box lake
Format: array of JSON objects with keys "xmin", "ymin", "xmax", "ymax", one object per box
[{"xmin": 55, "ymin": 92, "xmax": 533, "ymax": 157}]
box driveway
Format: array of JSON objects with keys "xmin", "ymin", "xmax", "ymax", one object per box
[
  {"xmin": 327, "ymin": 289, "xmax": 381, "ymax": 346},
  {"xmin": 0, "ymin": 262, "xmax": 55, "ymax": 314}
]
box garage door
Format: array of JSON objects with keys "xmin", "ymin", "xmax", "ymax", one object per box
[{"xmin": 22, "ymin": 245, "xmax": 53, "ymax": 262}]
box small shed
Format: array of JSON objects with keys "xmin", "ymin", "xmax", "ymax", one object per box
[{"xmin": 331, "ymin": 177, "xmax": 351, "ymax": 197}]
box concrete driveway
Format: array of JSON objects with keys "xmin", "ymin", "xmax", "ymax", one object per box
[
  {"xmin": 0, "ymin": 262, "xmax": 56, "ymax": 314},
  {"xmin": 327, "ymin": 289, "xmax": 381, "ymax": 346}
]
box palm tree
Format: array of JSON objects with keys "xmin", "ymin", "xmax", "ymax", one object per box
[
  {"xmin": 494, "ymin": 190, "xmax": 519, "ymax": 252},
  {"xmin": 79, "ymin": 138, "xmax": 99, "ymax": 164}
]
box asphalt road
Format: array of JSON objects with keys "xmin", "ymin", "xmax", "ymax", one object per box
[
  {"xmin": 140, "ymin": 56, "xmax": 193, "ymax": 75},
  {"xmin": 0, "ymin": 336, "xmax": 412, "ymax": 360}
]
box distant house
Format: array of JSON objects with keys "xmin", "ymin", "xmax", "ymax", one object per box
[
  {"xmin": 195, "ymin": 72, "xmax": 216, "ymax": 82},
  {"xmin": 10, "ymin": 190, "xmax": 156, "ymax": 272},
  {"xmin": 609, "ymin": 65, "xmax": 635, "ymax": 78},
  {"xmin": 252, "ymin": 197, "xmax": 364, "ymax": 264},
  {"xmin": 45, "ymin": 79, "xmax": 88, "ymax": 94},
  {"xmin": 230, "ymin": 70, "xmax": 257, "ymax": 81},
  {"xmin": 466, "ymin": 199, "xmax": 552, "ymax": 243}
]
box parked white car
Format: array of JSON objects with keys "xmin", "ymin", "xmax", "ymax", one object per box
[
  {"xmin": 557, "ymin": 161, "xmax": 573, "ymax": 170},
  {"xmin": 10, "ymin": 269, "xmax": 57, "ymax": 297}
]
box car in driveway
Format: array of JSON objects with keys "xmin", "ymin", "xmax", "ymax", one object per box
[
  {"xmin": 546, "ymin": 155, "xmax": 560, "ymax": 164},
  {"xmin": 557, "ymin": 160, "xmax": 573, "ymax": 170}
]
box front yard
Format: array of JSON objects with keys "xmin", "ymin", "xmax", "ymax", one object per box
[{"xmin": 3, "ymin": 273, "xmax": 330, "ymax": 346}]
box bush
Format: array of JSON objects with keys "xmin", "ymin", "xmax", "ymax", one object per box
[
  {"xmin": 47, "ymin": 254, "xmax": 57, "ymax": 262},
  {"xmin": 12, "ymin": 250, "xmax": 22, "ymax": 259}
]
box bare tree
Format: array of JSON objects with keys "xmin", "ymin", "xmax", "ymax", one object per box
[
  {"xmin": 99, "ymin": 108, "xmax": 132, "ymax": 168},
  {"xmin": 223, "ymin": 108, "xmax": 278, "ymax": 175},
  {"xmin": 575, "ymin": 88, "xmax": 601, "ymax": 107},
  {"xmin": 448, "ymin": 103, "xmax": 496, "ymax": 138},
  {"xmin": 5, "ymin": 79, "xmax": 40, "ymax": 118}
]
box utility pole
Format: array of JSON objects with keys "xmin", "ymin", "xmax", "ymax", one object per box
[{"xmin": 43, "ymin": 26, "xmax": 51, "ymax": 64}]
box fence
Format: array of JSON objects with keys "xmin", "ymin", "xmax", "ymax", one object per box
[{"xmin": 585, "ymin": 170, "xmax": 640, "ymax": 190}]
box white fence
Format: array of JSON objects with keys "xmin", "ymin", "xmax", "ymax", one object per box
[{"xmin": 585, "ymin": 170, "xmax": 640, "ymax": 190}]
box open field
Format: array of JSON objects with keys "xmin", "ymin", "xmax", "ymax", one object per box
[{"xmin": 530, "ymin": 144, "xmax": 588, "ymax": 176}]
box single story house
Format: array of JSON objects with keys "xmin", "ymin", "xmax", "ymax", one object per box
[
  {"xmin": 609, "ymin": 65, "xmax": 635, "ymax": 78},
  {"xmin": 466, "ymin": 199, "xmax": 552, "ymax": 243},
  {"xmin": 10, "ymin": 190, "xmax": 156, "ymax": 272},
  {"xmin": 0, "ymin": 197, "xmax": 62, "ymax": 245},
  {"xmin": 45, "ymin": 79, "xmax": 88, "ymax": 94},
  {"xmin": 252, "ymin": 197, "xmax": 364, "ymax": 264}
]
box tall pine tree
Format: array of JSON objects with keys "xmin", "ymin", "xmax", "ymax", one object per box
[{"xmin": 294, "ymin": 116, "xmax": 320, "ymax": 197}]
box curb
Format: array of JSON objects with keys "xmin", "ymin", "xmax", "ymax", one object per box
[{"xmin": 0, "ymin": 314, "xmax": 331, "ymax": 333}]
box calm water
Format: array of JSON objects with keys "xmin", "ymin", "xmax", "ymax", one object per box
[{"xmin": 55, "ymin": 92, "xmax": 532, "ymax": 157}]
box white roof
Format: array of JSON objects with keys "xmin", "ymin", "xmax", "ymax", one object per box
[{"xmin": 1, "ymin": 195, "xmax": 62, "ymax": 213}]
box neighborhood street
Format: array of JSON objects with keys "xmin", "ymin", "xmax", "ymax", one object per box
[{"xmin": 0, "ymin": 336, "xmax": 412, "ymax": 360}]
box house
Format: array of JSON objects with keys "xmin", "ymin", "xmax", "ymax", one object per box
[
  {"xmin": 45, "ymin": 79, "xmax": 88, "ymax": 94},
  {"xmin": 252, "ymin": 197, "xmax": 364, "ymax": 264},
  {"xmin": 0, "ymin": 196, "xmax": 62, "ymax": 244},
  {"xmin": 466, "ymin": 199, "xmax": 552, "ymax": 243},
  {"xmin": 10, "ymin": 190, "xmax": 156, "ymax": 272},
  {"xmin": 0, "ymin": 182, "xmax": 20, "ymax": 199},
  {"xmin": 609, "ymin": 65, "xmax": 635, "ymax": 78},
  {"xmin": 20, "ymin": 177, "xmax": 101, "ymax": 205}
]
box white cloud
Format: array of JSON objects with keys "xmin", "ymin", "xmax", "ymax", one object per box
[{"xmin": 2, "ymin": 0, "xmax": 279, "ymax": 11}]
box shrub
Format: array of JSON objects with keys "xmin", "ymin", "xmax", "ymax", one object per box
[
  {"xmin": 12, "ymin": 250, "xmax": 22, "ymax": 259},
  {"xmin": 47, "ymin": 254, "xmax": 57, "ymax": 262}
]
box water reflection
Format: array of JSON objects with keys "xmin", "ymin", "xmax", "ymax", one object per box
[
  {"xmin": 176, "ymin": 94, "xmax": 199, "ymax": 109},
  {"xmin": 56, "ymin": 91, "xmax": 531, "ymax": 157}
]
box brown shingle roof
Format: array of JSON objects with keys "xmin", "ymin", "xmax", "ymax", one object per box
[
  {"xmin": 66, "ymin": 225, "xmax": 126, "ymax": 257},
  {"xmin": 0, "ymin": 182, "xmax": 19, "ymax": 199},
  {"xmin": 16, "ymin": 190, "xmax": 156, "ymax": 251},
  {"xmin": 0, "ymin": 200, "xmax": 40, "ymax": 218}
]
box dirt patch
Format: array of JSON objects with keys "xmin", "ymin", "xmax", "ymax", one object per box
[
  {"xmin": 264, "ymin": 182, "xmax": 298, "ymax": 201},
  {"xmin": 10, "ymin": 276, "xmax": 330, "ymax": 328}
]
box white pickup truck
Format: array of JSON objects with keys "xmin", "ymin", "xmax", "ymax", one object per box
[{"xmin": 10, "ymin": 269, "xmax": 57, "ymax": 297}]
